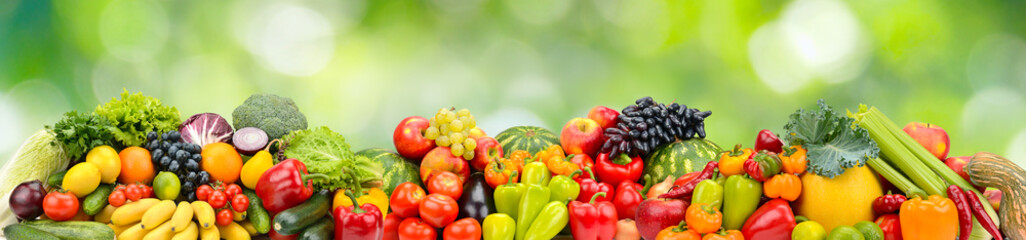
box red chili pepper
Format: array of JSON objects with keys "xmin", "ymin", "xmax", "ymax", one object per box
[
  {"xmin": 612, "ymin": 180, "xmax": 645, "ymax": 220},
  {"xmin": 334, "ymin": 191, "xmax": 384, "ymax": 240},
  {"xmin": 577, "ymin": 167, "xmax": 614, "ymax": 202},
  {"xmin": 569, "ymin": 192, "xmax": 618, "ymax": 240},
  {"xmin": 873, "ymin": 192, "xmax": 907, "ymax": 215},
  {"xmin": 658, "ymin": 161, "xmax": 718, "ymax": 199},
  {"xmin": 740, "ymin": 199, "xmax": 796, "ymax": 240},
  {"xmin": 874, "ymin": 214, "xmax": 902, "ymax": 240},
  {"xmin": 255, "ymin": 159, "xmax": 329, "ymax": 213},
  {"xmin": 947, "ymin": 186, "xmax": 972, "ymax": 240},
  {"xmin": 754, "ymin": 129, "xmax": 783, "ymax": 154},
  {"xmin": 963, "ymin": 187, "xmax": 1003, "ymax": 240},
  {"xmin": 594, "ymin": 153, "xmax": 644, "ymax": 185}
]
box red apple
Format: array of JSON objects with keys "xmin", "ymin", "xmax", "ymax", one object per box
[
  {"xmin": 470, "ymin": 136, "xmax": 503, "ymax": 171},
  {"xmin": 945, "ymin": 156, "xmax": 971, "ymax": 183},
  {"xmin": 984, "ymin": 189, "xmax": 1002, "ymax": 211},
  {"xmin": 468, "ymin": 127, "xmax": 487, "ymax": 139},
  {"xmin": 588, "ymin": 106, "xmax": 620, "ymax": 130},
  {"xmin": 635, "ymin": 198, "xmax": 688, "ymax": 240},
  {"xmin": 561, "ymin": 118, "xmax": 604, "ymax": 158},
  {"xmin": 393, "ymin": 116, "xmax": 436, "ymax": 161},
  {"xmin": 420, "ymin": 147, "xmax": 471, "ymax": 184},
  {"xmin": 902, "ymin": 122, "xmax": 950, "ymax": 160}
]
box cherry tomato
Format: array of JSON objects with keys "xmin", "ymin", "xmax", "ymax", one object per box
[
  {"xmin": 208, "ymin": 190, "xmax": 228, "ymax": 209},
  {"xmin": 196, "ymin": 184, "xmax": 213, "ymax": 201},
  {"xmin": 443, "ymin": 218, "xmax": 482, "ymax": 240},
  {"xmin": 225, "ymin": 184, "xmax": 242, "ymax": 199},
  {"xmin": 389, "ymin": 182, "xmax": 426, "ymax": 218},
  {"xmin": 42, "ymin": 191, "xmax": 79, "ymax": 221},
  {"xmin": 114, "ymin": 185, "xmax": 126, "ymax": 192},
  {"xmin": 124, "ymin": 184, "xmax": 143, "ymax": 201},
  {"xmin": 398, "ymin": 217, "xmax": 436, "ymax": 240},
  {"xmin": 418, "ymin": 193, "xmax": 458, "ymax": 228},
  {"xmin": 140, "ymin": 185, "xmax": 153, "ymax": 198},
  {"xmin": 108, "ymin": 190, "xmax": 127, "ymax": 207},
  {"xmin": 383, "ymin": 213, "xmax": 403, "ymax": 240},
  {"xmin": 231, "ymin": 194, "xmax": 250, "ymax": 213},
  {"xmin": 216, "ymin": 208, "xmax": 234, "ymax": 226},
  {"xmin": 427, "ymin": 171, "xmax": 463, "ymax": 200}
]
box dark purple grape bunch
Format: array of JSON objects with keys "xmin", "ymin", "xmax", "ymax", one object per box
[
  {"xmin": 600, "ymin": 96, "xmax": 711, "ymax": 157},
  {"xmin": 145, "ymin": 130, "xmax": 211, "ymax": 201}
]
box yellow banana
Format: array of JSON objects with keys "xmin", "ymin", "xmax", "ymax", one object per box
[
  {"xmin": 141, "ymin": 200, "xmax": 176, "ymax": 229},
  {"xmin": 192, "ymin": 201, "xmax": 216, "ymax": 229},
  {"xmin": 217, "ymin": 222, "xmax": 252, "ymax": 240},
  {"xmin": 198, "ymin": 223, "xmax": 220, "ymax": 240},
  {"xmin": 109, "ymin": 223, "xmax": 133, "ymax": 236},
  {"xmin": 171, "ymin": 222, "xmax": 199, "ymax": 240},
  {"xmin": 111, "ymin": 198, "xmax": 160, "ymax": 226},
  {"xmin": 117, "ymin": 223, "xmax": 150, "ymax": 240},
  {"xmin": 142, "ymin": 220, "xmax": 175, "ymax": 240},
  {"xmin": 169, "ymin": 201, "xmax": 194, "ymax": 232},
  {"xmin": 95, "ymin": 204, "xmax": 117, "ymax": 224},
  {"xmin": 239, "ymin": 221, "xmax": 258, "ymax": 236}
]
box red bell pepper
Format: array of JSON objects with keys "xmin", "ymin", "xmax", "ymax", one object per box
[
  {"xmin": 743, "ymin": 151, "xmax": 782, "ymax": 182},
  {"xmin": 569, "ymin": 192, "xmax": 617, "ymax": 240},
  {"xmin": 740, "ymin": 199, "xmax": 795, "ymax": 240},
  {"xmin": 256, "ymin": 159, "xmax": 329, "ymax": 213},
  {"xmin": 334, "ymin": 191, "xmax": 384, "ymax": 240},
  {"xmin": 594, "ymin": 153, "xmax": 643, "ymax": 185},
  {"xmin": 577, "ymin": 167, "xmax": 614, "ymax": 202},
  {"xmin": 754, "ymin": 129, "xmax": 783, "ymax": 153},
  {"xmin": 613, "ymin": 180, "xmax": 645, "ymax": 220},
  {"xmin": 570, "ymin": 154, "xmax": 596, "ymax": 180},
  {"xmin": 873, "ymin": 192, "xmax": 907, "ymax": 215},
  {"xmin": 874, "ymin": 214, "xmax": 902, "ymax": 240}
]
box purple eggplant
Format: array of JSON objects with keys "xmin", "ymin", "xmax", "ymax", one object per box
[{"xmin": 9, "ymin": 180, "xmax": 47, "ymax": 220}]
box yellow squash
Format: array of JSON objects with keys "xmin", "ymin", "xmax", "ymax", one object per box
[
  {"xmin": 795, "ymin": 165, "xmax": 882, "ymax": 233},
  {"xmin": 239, "ymin": 150, "xmax": 274, "ymax": 189}
]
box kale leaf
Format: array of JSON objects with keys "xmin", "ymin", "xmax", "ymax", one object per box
[{"xmin": 784, "ymin": 100, "xmax": 879, "ymax": 178}]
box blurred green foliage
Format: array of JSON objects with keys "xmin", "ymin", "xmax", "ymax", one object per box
[{"xmin": 1, "ymin": 0, "xmax": 1025, "ymax": 167}]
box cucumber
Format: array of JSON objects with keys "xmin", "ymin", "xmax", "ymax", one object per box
[
  {"xmin": 243, "ymin": 189, "xmax": 270, "ymax": 234},
  {"xmin": 21, "ymin": 220, "xmax": 115, "ymax": 240},
  {"xmin": 298, "ymin": 217, "xmax": 334, "ymax": 240},
  {"xmin": 82, "ymin": 184, "xmax": 113, "ymax": 215},
  {"xmin": 3, "ymin": 224, "xmax": 61, "ymax": 240},
  {"xmin": 273, "ymin": 190, "xmax": 331, "ymax": 235},
  {"xmin": 46, "ymin": 170, "xmax": 67, "ymax": 188}
]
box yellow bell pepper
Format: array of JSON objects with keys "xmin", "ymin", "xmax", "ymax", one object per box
[
  {"xmin": 334, "ymin": 188, "xmax": 389, "ymax": 220},
  {"xmin": 240, "ymin": 150, "xmax": 274, "ymax": 189},
  {"xmin": 899, "ymin": 194, "xmax": 958, "ymax": 240}
]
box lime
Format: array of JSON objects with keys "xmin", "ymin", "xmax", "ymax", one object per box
[
  {"xmin": 853, "ymin": 221, "xmax": 883, "ymax": 240},
  {"xmin": 792, "ymin": 220, "xmax": 827, "ymax": 240},
  {"xmin": 152, "ymin": 172, "xmax": 181, "ymax": 200},
  {"xmin": 827, "ymin": 226, "xmax": 866, "ymax": 240}
]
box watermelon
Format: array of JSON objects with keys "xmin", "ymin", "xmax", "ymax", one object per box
[
  {"xmin": 494, "ymin": 126, "xmax": 560, "ymax": 156},
  {"xmin": 356, "ymin": 148, "xmax": 423, "ymax": 196},
  {"xmin": 643, "ymin": 138, "xmax": 723, "ymax": 182}
]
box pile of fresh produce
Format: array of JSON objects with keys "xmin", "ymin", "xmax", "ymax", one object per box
[{"xmin": 0, "ymin": 92, "xmax": 1021, "ymax": 240}]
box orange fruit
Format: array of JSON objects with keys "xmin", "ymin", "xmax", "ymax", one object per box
[
  {"xmin": 201, "ymin": 142, "xmax": 243, "ymax": 184},
  {"xmin": 118, "ymin": 146, "xmax": 155, "ymax": 184}
]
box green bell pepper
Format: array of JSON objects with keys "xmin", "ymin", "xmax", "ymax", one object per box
[
  {"xmin": 515, "ymin": 184, "xmax": 550, "ymax": 240},
  {"xmin": 521, "ymin": 157, "xmax": 550, "ymax": 186},
  {"xmin": 723, "ymin": 174, "xmax": 761, "ymax": 229},
  {"xmin": 483, "ymin": 213, "xmax": 516, "ymax": 240},
  {"xmin": 691, "ymin": 179, "xmax": 723, "ymax": 211},
  {"xmin": 547, "ymin": 170, "xmax": 581, "ymax": 204},
  {"xmin": 495, "ymin": 172, "xmax": 525, "ymax": 220},
  {"xmin": 523, "ymin": 201, "xmax": 569, "ymax": 240}
]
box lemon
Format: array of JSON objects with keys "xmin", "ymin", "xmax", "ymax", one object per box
[
  {"xmin": 86, "ymin": 145, "xmax": 121, "ymax": 184},
  {"xmin": 64, "ymin": 162, "xmax": 101, "ymax": 197}
]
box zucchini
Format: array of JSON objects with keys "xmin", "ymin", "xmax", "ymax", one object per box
[
  {"xmin": 21, "ymin": 220, "xmax": 115, "ymax": 240},
  {"xmin": 3, "ymin": 224, "xmax": 61, "ymax": 240},
  {"xmin": 82, "ymin": 184, "xmax": 113, "ymax": 215},
  {"xmin": 298, "ymin": 217, "xmax": 334, "ymax": 240},
  {"xmin": 46, "ymin": 170, "xmax": 67, "ymax": 188},
  {"xmin": 242, "ymin": 189, "xmax": 270, "ymax": 234},
  {"xmin": 273, "ymin": 190, "xmax": 331, "ymax": 235}
]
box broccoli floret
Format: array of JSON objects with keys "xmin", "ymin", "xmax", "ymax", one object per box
[{"xmin": 232, "ymin": 93, "xmax": 308, "ymax": 139}]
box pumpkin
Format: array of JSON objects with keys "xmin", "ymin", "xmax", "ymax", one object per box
[{"xmin": 967, "ymin": 152, "xmax": 1025, "ymax": 239}]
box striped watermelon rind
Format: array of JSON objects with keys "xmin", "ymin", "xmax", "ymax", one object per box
[
  {"xmin": 643, "ymin": 138, "xmax": 723, "ymax": 182},
  {"xmin": 356, "ymin": 147, "xmax": 423, "ymax": 196},
  {"xmin": 494, "ymin": 126, "xmax": 560, "ymax": 156}
]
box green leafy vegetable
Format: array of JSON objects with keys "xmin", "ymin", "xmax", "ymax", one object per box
[
  {"xmin": 783, "ymin": 100, "xmax": 879, "ymax": 178},
  {"xmin": 95, "ymin": 90, "xmax": 182, "ymax": 147},
  {"xmin": 1, "ymin": 129, "xmax": 71, "ymax": 227},
  {"xmin": 46, "ymin": 111, "xmax": 117, "ymax": 161},
  {"xmin": 281, "ymin": 126, "xmax": 383, "ymax": 192}
]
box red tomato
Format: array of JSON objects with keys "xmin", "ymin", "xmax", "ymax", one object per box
[
  {"xmin": 196, "ymin": 185, "xmax": 213, "ymax": 201},
  {"xmin": 114, "ymin": 185, "xmax": 126, "ymax": 192},
  {"xmin": 225, "ymin": 184, "xmax": 242, "ymax": 199},
  {"xmin": 108, "ymin": 190, "xmax": 127, "ymax": 207},
  {"xmin": 125, "ymin": 184, "xmax": 143, "ymax": 201},
  {"xmin": 209, "ymin": 190, "xmax": 227, "ymax": 209},
  {"xmin": 140, "ymin": 185, "xmax": 153, "ymax": 198},
  {"xmin": 216, "ymin": 208, "xmax": 234, "ymax": 226},
  {"xmin": 383, "ymin": 213, "xmax": 402, "ymax": 240},
  {"xmin": 443, "ymin": 218, "xmax": 482, "ymax": 240},
  {"xmin": 231, "ymin": 194, "xmax": 249, "ymax": 213},
  {"xmin": 390, "ymin": 182, "xmax": 426, "ymax": 218},
  {"xmin": 43, "ymin": 191, "xmax": 79, "ymax": 221},
  {"xmin": 418, "ymin": 193, "xmax": 458, "ymax": 228},
  {"xmin": 427, "ymin": 171, "xmax": 463, "ymax": 200},
  {"xmin": 398, "ymin": 217, "xmax": 437, "ymax": 240}
]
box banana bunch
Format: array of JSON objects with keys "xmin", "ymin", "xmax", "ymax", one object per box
[{"xmin": 99, "ymin": 198, "xmax": 256, "ymax": 240}]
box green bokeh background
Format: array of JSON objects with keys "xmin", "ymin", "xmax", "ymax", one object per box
[{"xmin": 2, "ymin": 0, "xmax": 1025, "ymax": 168}]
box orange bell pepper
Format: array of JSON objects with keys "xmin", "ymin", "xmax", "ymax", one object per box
[
  {"xmin": 506, "ymin": 150, "xmax": 531, "ymax": 173},
  {"xmin": 719, "ymin": 144, "xmax": 753, "ymax": 177},
  {"xmin": 701, "ymin": 229, "xmax": 744, "ymax": 240},
  {"xmin": 484, "ymin": 159, "xmax": 519, "ymax": 188},
  {"xmin": 779, "ymin": 145, "xmax": 807, "ymax": 174},
  {"xmin": 685, "ymin": 203, "xmax": 722, "ymax": 234},
  {"xmin": 899, "ymin": 195, "xmax": 958, "ymax": 240},
  {"xmin": 763, "ymin": 174, "xmax": 802, "ymax": 201},
  {"xmin": 655, "ymin": 221, "xmax": 702, "ymax": 240}
]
